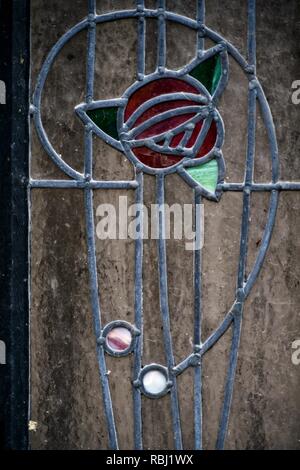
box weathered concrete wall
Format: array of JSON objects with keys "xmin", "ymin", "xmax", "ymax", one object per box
[{"xmin": 30, "ymin": 0, "xmax": 300, "ymax": 449}]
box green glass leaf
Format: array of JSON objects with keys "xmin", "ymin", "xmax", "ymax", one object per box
[
  {"xmin": 87, "ymin": 107, "xmax": 119, "ymax": 140},
  {"xmin": 187, "ymin": 159, "xmax": 218, "ymax": 193},
  {"xmin": 189, "ymin": 55, "xmax": 222, "ymax": 94}
]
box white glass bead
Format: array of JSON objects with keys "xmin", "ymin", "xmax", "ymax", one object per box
[{"xmin": 142, "ymin": 369, "xmax": 167, "ymax": 395}]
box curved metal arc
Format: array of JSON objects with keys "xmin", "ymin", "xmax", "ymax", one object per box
[
  {"xmin": 216, "ymin": 310, "xmax": 243, "ymax": 449},
  {"xmin": 32, "ymin": 19, "xmax": 88, "ymax": 180},
  {"xmin": 213, "ymin": 50, "xmax": 230, "ymax": 103},
  {"xmin": 244, "ymin": 190, "xmax": 279, "ymax": 297},
  {"xmin": 256, "ymin": 83, "xmax": 280, "ymax": 183},
  {"xmin": 178, "ymin": 150, "xmax": 225, "ymax": 202},
  {"xmin": 128, "ymin": 113, "xmax": 213, "ymax": 158},
  {"xmin": 124, "ymin": 92, "xmax": 208, "ymax": 130},
  {"xmin": 31, "ymin": 7, "xmax": 256, "ymax": 182},
  {"xmin": 175, "ymin": 47, "xmax": 230, "ymax": 104},
  {"xmin": 125, "ymin": 105, "xmax": 209, "ymax": 140},
  {"xmin": 32, "ymin": 111, "xmax": 84, "ymax": 180},
  {"xmin": 193, "ymin": 116, "xmax": 213, "ymax": 155}
]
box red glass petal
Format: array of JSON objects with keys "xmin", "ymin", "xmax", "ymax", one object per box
[
  {"xmin": 133, "ymin": 99, "xmax": 199, "ymax": 128},
  {"xmin": 132, "ymin": 147, "xmax": 183, "ymax": 168},
  {"xmin": 125, "ymin": 78, "xmax": 199, "ymax": 121},
  {"xmin": 170, "ymin": 131, "xmax": 185, "ymax": 148},
  {"xmin": 136, "ymin": 113, "xmax": 195, "ymax": 140},
  {"xmin": 196, "ymin": 120, "xmax": 217, "ymax": 157}
]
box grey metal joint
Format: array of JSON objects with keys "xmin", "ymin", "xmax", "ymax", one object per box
[
  {"xmin": 249, "ymin": 78, "xmax": 259, "ymax": 90},
  {"xmin": 245, "ymin": 64, "xmax": 256, "ymax": 75},
  {"xmin": 88, "ymin": 13, "xmax": 96, "ymax": 26},
  {"xmin": 96, "ymin": 336, "xmax": 105, "ymax": 346},
  {"xmin": 136, "ymin": 4, "xmax": 145, "ymax": 14},
  {"xmin": 214, "ymin": 149, "xmax": 222, "ymax": 159},
  {"xmin": 197, "ymin": 23, "xmax": 206, "ymax": 37},
  {"xmin": 217, "ymin": 41, "xmax": 227, "ymax": 52},
  {"xmin": 136, "ymin": 163, "xmax": 144, "ymax": 173},
  {"xmin": 132, "ymin": 326, "xmax": 141, "ymax": 337},
  {"xmin": 236, "ymin": 288, "xmax": 245, "ymax": 303},
  {"xmin": 29, "ymin": 104, "xmax": 37, "ymax": 115},
  {"xmin": 133, "ymin": 379, "xmax": 140, "ymax": 388},
  {"xmin": 189, "ymin": 353, "xmax": 201, "ymax": 367},
  {"xmin": 85, "ymin": 122, "xmax": 93, "ymax": 132}
]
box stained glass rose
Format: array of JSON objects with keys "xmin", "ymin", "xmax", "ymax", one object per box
[
  {"xmin": 75, "ymin": 48, "xmax": 228, "ymax": 199},
  {"xmin": 120, "ymin": 77, "xmax": 217, "ymax": 169}
]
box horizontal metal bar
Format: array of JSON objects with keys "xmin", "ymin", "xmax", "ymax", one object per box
[
  {"xmin": 29, "ymin": 179, "xmax": 139, "ymax": 189},
  {"xmin": 29, "ymin": 180, "xmax": 300, "ymax": 191},
  {"xmin": 220, "ymin": 182, "xmax": 300, "ymax": 191}
]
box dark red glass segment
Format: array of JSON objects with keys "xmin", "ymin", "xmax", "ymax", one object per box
[{"xmin": 124, "ymin": 78, "xmax": 217, "ymax": 169}]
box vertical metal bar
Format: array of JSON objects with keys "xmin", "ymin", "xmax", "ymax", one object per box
[
  {"xmin": 244, "ymin": 190, "xmax": 279, "ymax": 297},
  {"xmin": 195, "ymin": 2, "xmax": 205, "ymax": 443},
  {"xmin": 194, "ymin": 193, "xmax": 203, "ymax": 449},
  {"xmin": 237, "ymin": 85, "xmax": 256, "ymax": 288},
  {"xmin": 156, "ymin": 174, "xmax": 183, "ymax": 450},
  {"xmin": 216, "ymin": 0, "xmax": 256, "ymax": 450},
  {"xmin": 136, "ymin": 0, "xmax": 146, "ymax": 80},
  {"xmin": 85, "ymin": 0, "xmax": 96, "ymax": 178},
  {"xmin": 84, "ymin": 188, "xmax": 118, "ymax": 449},
  {"xmin": 86, "ymin": 0, "xmax": 96, "ymax": 102},
  {"xmin": 216, "ymin": 308, "xmax": 243, "ymax": 449},
  {"xmin": 84, "ymin": 0, "xmax": 118, "ymax": 450},
  {"xmin": 256, "ymin": 84, "xmax": 279, "ymax": 184},
  {"xmin": 157, "ymin": 0, "xmax": 166, "ymax": 72},
  {"xmin": 197, "ymin": 0, "xmax": 205, "ymax": 52},
  {"xmin": 247, "ymin": 0, "xmax": 256, "ymax": 67},
  {"xmin": 238, "ymin": 0, "xmax": 257, "ymax": 289},
  {"xmin": 133, "ymin": 171, "xmax": 144, "ymax": 450}
]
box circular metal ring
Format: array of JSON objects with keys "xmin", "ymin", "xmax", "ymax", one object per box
[
  {"xmin": 138, "ymin": 363, "xmax": 172, "ymax": 399},
  {"xmin": 100, "ymin": 320, "xmax": 138, "ymax": 357}
]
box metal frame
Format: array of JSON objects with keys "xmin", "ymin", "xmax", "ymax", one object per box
[
  {"xmin": 0, "ymin": 0, "xmax": 30, "ymax": 450},
  {"xmin": 29, "ymin": 0, "xmax": 300, "ymax": 451}
]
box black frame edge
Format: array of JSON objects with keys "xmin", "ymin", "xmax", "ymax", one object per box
[{"xmin": 0, "ymin": 0, "xmax": 30, "ymax": 450}]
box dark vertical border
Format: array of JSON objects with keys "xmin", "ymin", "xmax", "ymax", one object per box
[{"xmin": 0, "ymin": 0, "xmax": 30, "ymax": 450}]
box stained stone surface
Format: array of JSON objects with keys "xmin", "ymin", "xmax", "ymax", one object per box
[{"xmin": 30, "ymin": 0, "xmax": 300, "ymax": 450}]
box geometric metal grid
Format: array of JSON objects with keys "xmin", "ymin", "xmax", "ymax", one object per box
[{"xmin": 29, "ymin": 0, "xmax": 300, "ymax": 450}]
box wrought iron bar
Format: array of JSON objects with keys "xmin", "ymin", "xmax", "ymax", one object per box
[
  {"xmin": 193, "ymin": 192, "xmax": 203, "ymax": 449},
  {"xmin": 137, "ymin": 0, "xmax": 146, "ymax": 80},
  {"xmin": 84, "ymin": 188, "xmax": 118, "ymax": 449},
  {"xmin": 157, "ymin": 0, "xmax": 166, "ymax": 72},
  {"xmin": 133, "ymin": 171, "xmax": 144, "ymax": 449},
  {"xmin": 216, "ymin": 0, "xmax": 256, "ymax": 449},
  {"xmin": 156, "ymin": 173, "xmax": 183, "ymax": 450}
]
